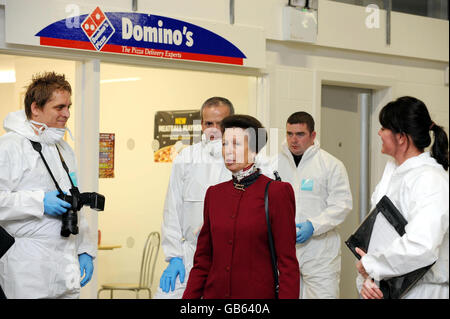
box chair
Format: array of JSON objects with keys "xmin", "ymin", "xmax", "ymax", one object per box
[{"xmin": 97, "ymin": 231, "xmax": 160, "ymax": 299}]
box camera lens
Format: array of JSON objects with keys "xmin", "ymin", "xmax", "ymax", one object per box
[{"xmin": 60, "ymin": 211, "xmax": 79, "ymax": 237}]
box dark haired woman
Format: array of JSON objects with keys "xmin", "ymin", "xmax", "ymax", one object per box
[
  {"xmin": 355, "ymin": 96, "xmax": 449, "ymax": 299},
  {"xmin": 183, "ymin": 115, "xmax": 300, "ymax": 299}
]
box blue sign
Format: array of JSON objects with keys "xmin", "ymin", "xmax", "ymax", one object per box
[{"xmin": 36, "ymin": 7, "xmax": 247, "ymax": 65}]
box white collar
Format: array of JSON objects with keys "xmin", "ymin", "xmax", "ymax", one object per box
[{"xmin": 232, "ymin": 164, "xmax": 257, "ymax": 182}]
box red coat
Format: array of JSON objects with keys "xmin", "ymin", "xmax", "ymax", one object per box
[{"xmin": 183, "ymin": 174, "xmax": 300, "ymax": 299}]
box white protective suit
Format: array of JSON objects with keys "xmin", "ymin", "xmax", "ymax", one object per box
[
  {"xmin": 154, "ymin": 137, "xmax": 232, "ymax": 299},
  {"xmin": 357, "ymin": 152, "xmax": 449, "ymax": 299},
  {"xmin": 0, "ymin": 110, "xmax": 96, "ymax": 299},
  {"xmin": 274, "ymin": 142, "xmax": 353, "ymax": 299}
]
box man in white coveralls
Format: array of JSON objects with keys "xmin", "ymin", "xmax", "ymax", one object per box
[
  {"xmin": 273, "ymin": 111, "xmax": 353, "ymax": 299},
  {"xmin": 0, "ymin": 72, "xmax": 96, "ymax": 298}
]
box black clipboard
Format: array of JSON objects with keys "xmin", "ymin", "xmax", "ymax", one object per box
[
  {"xmin": 345, "ymin": 195, "xmax": 434, "ymax": 299},
  {"xmin": 0, "ymin": 226, "xmax": 14, "ymax": 299},
  {"xmin": 0, "ymin": 225, "xmax": 14, "ymax": 259}
]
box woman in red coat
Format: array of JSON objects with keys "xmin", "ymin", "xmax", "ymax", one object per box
[{"xmin": 183, "ymin": 115, "xmax": 300, "ymax": 299}]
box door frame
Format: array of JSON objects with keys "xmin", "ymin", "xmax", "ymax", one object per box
[
  {"xmin": 314, "ymin": 70, "xmax": 394, "ymax": 194},
  {"xmin": 315, "ymin": 70, "xmax": 394, "ymax": 298}
]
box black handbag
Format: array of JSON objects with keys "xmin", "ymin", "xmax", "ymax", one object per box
[
  {"xmin": 0, "ymin": 225, "xmax": 14, "ymax": 298},
  {"xmin": 0, "ymin": 225, "xmax": 14, "ymax": 259},
  {"xmin": 264, "ymin": 179, "xmax": 279, "ymax": 299},
  {"xmin": 345, "ymin": 195, "xmax": 434, "ymax": 299}
]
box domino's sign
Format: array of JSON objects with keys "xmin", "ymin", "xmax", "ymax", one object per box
[{"xmin": 34, "ymin": 7, "xmax": 247, "ymax": 65}]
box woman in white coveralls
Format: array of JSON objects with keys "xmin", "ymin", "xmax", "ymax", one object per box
[{"xmin": 356, "ymin": 96, "xmax": 449, "ymax": 299}]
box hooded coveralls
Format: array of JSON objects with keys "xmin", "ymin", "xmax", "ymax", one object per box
[
  {"xmin": 274, "ymin": 142, "xmax": 353, "ymax": 298},
  {"xmin": 357, "ymin": 153, "xmax": 449, "ymax": 299},
  {"xmin": 0, "ymin": 110, "xmax": 95, "ymax": 299}
]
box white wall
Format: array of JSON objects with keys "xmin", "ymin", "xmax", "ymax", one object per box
[
  {"xmin": 266, "ymin": 40, "xmax": 449, "ymax": 140},
  {"xmin": 315, "ymin": 0, "xmax": 449, "ymax": 62},
  {"xmin": 236, "ymin": 0, "xmax": 449, "ymax": 62},
  {"xmin": 39, "ymin": 0, "xmax": 231, "ymax": 24}
]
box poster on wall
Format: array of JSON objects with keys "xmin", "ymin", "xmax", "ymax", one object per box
[
  {"xmin": 99, "ymin": 133, "xmax": 115, "ymax": 178},
  {"xmin": 153, "ymin": 110, "xmax": 201, "ymax": 163}
]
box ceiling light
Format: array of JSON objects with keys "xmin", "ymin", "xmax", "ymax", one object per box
[{"xmin": 0, "ymin": 70, "xmax": 16, "ymax": 83}]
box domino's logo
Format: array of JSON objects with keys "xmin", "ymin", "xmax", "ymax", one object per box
[{"xmin": 81, "ymin": 7, "xmax": 115, "ymax": 51}]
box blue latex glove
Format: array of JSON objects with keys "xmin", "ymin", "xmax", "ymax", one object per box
[
  {"xmin": 43, "ymin": 190, "xmax": 71, "ymax": 216},
  {"xmin": 79, "ymin": 253, "xmax": 94, "ymax": 287},
  {"xmin": 296, "ymin": 221, "xmax": 314, "ymax": 244},
  {"xmin": 159, "ymin": 257, "xmax": 185, "ymax": 293}
]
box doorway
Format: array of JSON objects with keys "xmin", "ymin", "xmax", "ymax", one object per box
[
  {"xmin": 97, "ymin": 62, "xmax": 257, "ymax": 297},
  {"xmin": 320, "ymin": 84, "xmax": 373, "ymax": 299}
]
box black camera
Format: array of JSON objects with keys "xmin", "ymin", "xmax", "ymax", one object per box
[{"xmin": 57, "ymin": 187, "xmax": 105, "ymax": 237}]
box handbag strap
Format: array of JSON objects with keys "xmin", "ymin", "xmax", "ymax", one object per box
[{"xmin": 265, "ymin": 180, "xmax": 279, "ymax": 299}]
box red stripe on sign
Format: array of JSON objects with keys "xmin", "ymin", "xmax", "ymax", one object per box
[
  {"xmin": 40, "ymin": 37, "xmax": 95, "ymax": 50},
  {"xmin": 183, "ymin": 52, "xmax": 244, "ymax": 65},
  {"xmin": 39, "ymin": 37, "xmax": 244, "ymax": 66}
]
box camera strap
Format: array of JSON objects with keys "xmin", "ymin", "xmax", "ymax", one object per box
[
  {"xmin": 29, "ymin": 140, "xmax": 75, "ymax": 193},
  {"xmin": 55, "ymin": 145, "xmax": 76, "ymax": 189}
]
